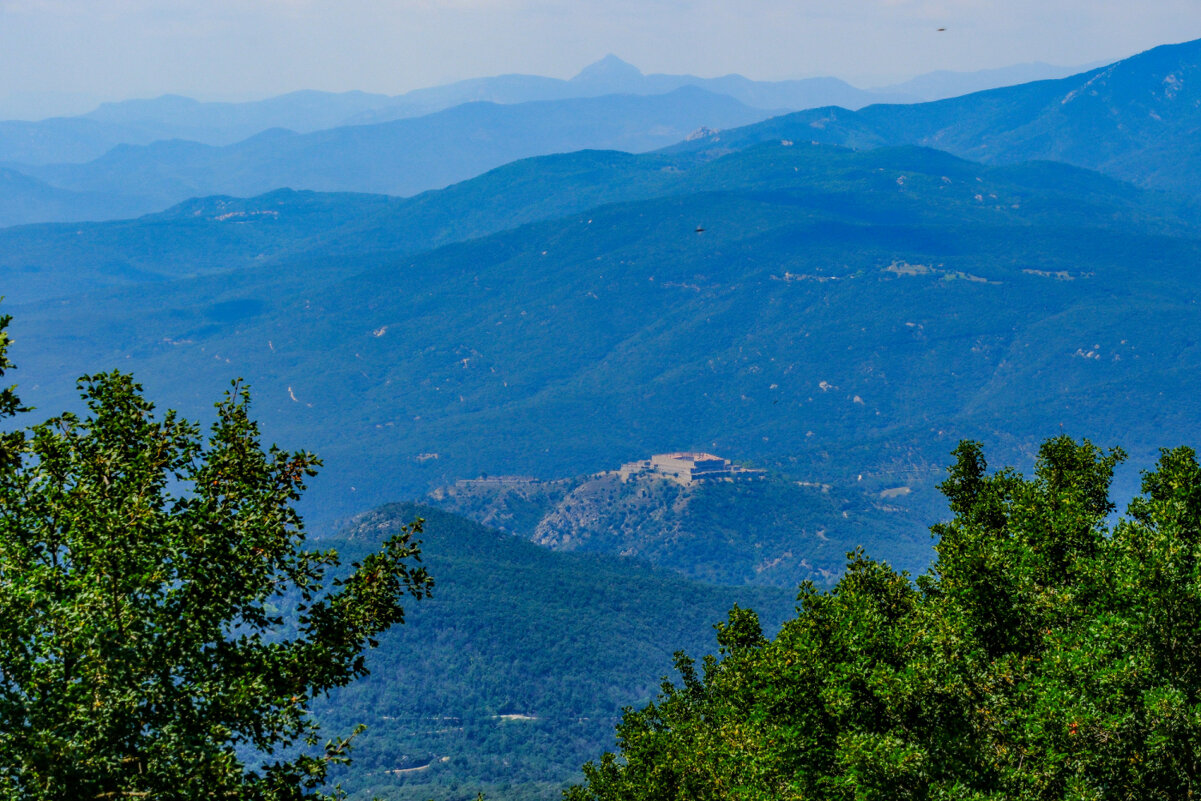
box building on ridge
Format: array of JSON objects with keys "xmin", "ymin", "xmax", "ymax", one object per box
[{"xmin": 618, "ymin": 452, "xmax": 765, "ymax": 486}]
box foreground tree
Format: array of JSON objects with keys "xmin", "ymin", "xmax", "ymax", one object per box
[
  {"xmin": 0, "ymin": 315, "xmax": 432, "ymax": 800},
  {"xmin": 568, "ymin": 436, "xmax": 1201, "ymax": 800}
]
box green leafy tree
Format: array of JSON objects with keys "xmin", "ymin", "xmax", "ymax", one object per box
[
  {"xmin": 0, "ymin": 315, "xmax": 433, "ymax": 800},
  {"xmin": 0, "ymin": 311, "xmax": 24, "ymax": 468},
  {"xmin": 568, "ymin": 436, "xmax": 1201, "ymax": 800}
]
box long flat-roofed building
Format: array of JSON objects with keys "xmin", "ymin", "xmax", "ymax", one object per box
[{"xmin": 619, "ymin": 452, "xmax": 765, "ymax": 486}]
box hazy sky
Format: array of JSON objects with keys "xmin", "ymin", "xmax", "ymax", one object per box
[{"xmin": 2, "ymin": 0, "xmax": 1199, "ymax": 117}]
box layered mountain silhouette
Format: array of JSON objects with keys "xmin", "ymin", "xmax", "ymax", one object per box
[
  {"xmin": 1, "ymin": 42, "xmax": 1190, "ymax": 229},
  {"xmin": 679, "ymin": 38, "xmax": 1201, "ymax": 194},
  {"xmin": 8, "ymin": 40, "xmax": 1201, "ymax": 801},
  {"xmin": 0, "ymin": 55, "xmax": 911, "ymax": 167},
  {"xmin": 5, "ymin": 38, "xmax": 1201, "ymax": 576},
  {"xmin": 0, "ymin": 167, "xmax": 150, "ymax": 228},
  {"xmin": 1, "ymin": 88, "xmax": 775, "ymax": 225},
  {"xmin": 872, "ymin": 60, "xmax": 1107, "ymax": 102}
]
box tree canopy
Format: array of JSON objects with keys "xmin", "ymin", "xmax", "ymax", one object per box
[
  {"xmin": 0, "ymin": 313, "xmax": 433, "ymax": 800},
  {"xmin": 568, "ymin": 436, "xmax": 1201, "ymax": 800}
]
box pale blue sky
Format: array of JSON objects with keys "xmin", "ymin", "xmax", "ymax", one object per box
[{"xmin": 2, "ymin": 0, "xmax": 1199, "ymax": 117}]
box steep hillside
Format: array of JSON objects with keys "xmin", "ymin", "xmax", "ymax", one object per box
[
  {"xmin": 0, "ymin": 148, "xmax": 716, "ymax": 302},
  {"xmin": 6, "ymin": 139, "xmax": 1195, "ymax": 304},
  {"xmin": 0, "ymin": 149, "xmax": 701, "ymax": 303},
  {"xmin": 311, "ymin": 504, "xmax": 796, "ymax": 801},
  {"xmin": 0, "ymin": 190, "xmax": 399, "ymax": 302}
]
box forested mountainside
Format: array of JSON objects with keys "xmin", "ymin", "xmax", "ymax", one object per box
[
  {"xmin": 6, "ymin": 33, "xmax": 1201, "ymax": 801},
  {"xmin": 311, "ymin": 504, "xmax": 796, "ymax": 801},
  {"xmin": 8, "ymin": 138, "xmax": 1201, "ymax": 528},
  {"xmin": 564, "ymin": 438, "xmax": 1201, "ymax": 801}
]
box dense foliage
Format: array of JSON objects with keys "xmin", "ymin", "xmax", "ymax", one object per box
[
  {"xmin": 568, "ymin": 436, "xmax": 1201, "ymax": 799},
  {"xmin": 0, "ymin": 317, "xmax": 432, "ymax": 800}
]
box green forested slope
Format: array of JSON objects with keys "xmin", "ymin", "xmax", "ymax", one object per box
[
  {"xmin": 5, "ymin": 137, "xmax": 1194, "ymax": 303},
  {"xmin": 310, "ymin": 504, "xmax": 796, "ymax": 801}
]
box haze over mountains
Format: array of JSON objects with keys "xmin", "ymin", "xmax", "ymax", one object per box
[
  {"xmin": 0, "ymin": 54, "xmax": 899, "ymax": 165},
  {"xmin": 0, "ymin": 55, "xmax": 1088, "ymax": 152},
  {"xmin": 11, "ymin": 88, "xmax": 773, "ymax": 221},
  {"xmin": 0, "ymin": 55, "xmax": 1103, "ymax": 227},
  {"xmin": 680, "ymin": 38, "xmax": 1201, "ymax": 195},
  {"xmin": 4, "ymin": 42, "xmax": 1201, "ymax": 526}
]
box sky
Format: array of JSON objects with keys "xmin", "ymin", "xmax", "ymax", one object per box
[{"xmin": 1, "ymin": 0, "xmax": 1200, "ymax": 118}]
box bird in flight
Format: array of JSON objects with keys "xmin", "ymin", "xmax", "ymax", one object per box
[
  {"xmin": 937, "ymin": 27, "xmax": 947, "ymax": 31},
  {"xmin": 696, "ymin": 226, "xmax": 706, "ymax": 234}
]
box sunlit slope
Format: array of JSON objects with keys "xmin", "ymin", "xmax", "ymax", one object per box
[
  {"xmin": 312, "ymin": 503, "xmax": 796, "ymax": 801},
  {"xmin": 428, "ymin": 469, "xmax": 933, "ymax": 587},
  {"xmin": 10, "ymin": 141, "xmax": 1201, "ymax": 526}
]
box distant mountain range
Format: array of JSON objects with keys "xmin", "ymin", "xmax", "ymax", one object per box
[
  {"xmin": 678, "ymin": 38, "xmax": 1201, "ymax": 195},
  {"xmin": 9, "ymin": 88, "xmax": 774, "ymax": 221},
  {"xmin": 0, "ymin": 46, "xmax": 1180, "ymax": 228},
  {"xmin": 7, "ymin": 40, "xmax": 1201, "ymax": 801},
  {"xmin": 0, "ymin": 168, "xmax": 150, "ymax": 229},
  {"xmin": 5, "ymin": 38, "xmax": 1201, "ymax": 565},
  {"xmin": 871, "ymin": 60, "xmax": 1108, "ymax": 102},
  {"xmin": 0, "ymin": 55, "xmax": 1092, "ymax": 165},
  {"xmin": 0, "ymin": 56, "xmax": 899, "ymax": 169}
]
